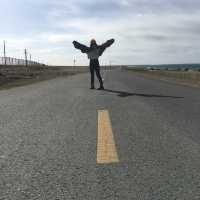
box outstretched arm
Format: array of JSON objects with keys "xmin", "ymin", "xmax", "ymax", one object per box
[
  {"xmin": 72, "ymin": 41, "xmax": 90, "ymax": 53},
  {"xmin": 99, "ymin": 39, "xmax": 115, "ymax": 56}
]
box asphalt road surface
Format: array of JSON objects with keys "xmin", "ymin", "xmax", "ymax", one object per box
[{"xmin": 0, "ymin": 69, "xmax": 200, "ymax": 200}]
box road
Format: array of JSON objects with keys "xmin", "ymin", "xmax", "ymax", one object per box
[{"xmin": 0, "ymin": 69, "xmax": 200, "ymax": 199}]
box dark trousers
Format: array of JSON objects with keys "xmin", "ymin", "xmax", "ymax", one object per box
[{"xmin": 89, "ymin": 59, "xmax": 103, "ymax": 87}]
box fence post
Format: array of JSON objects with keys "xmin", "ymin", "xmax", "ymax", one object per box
[
  {"xmin": 3, "ymin": 41, "xmax": 6, "ymax": 66},
  {"xmin": 24, "ymin": 49, "xmax": 28, "ymax": 67}
]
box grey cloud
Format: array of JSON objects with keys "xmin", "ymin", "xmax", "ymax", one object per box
[
  {"xmin": 46, "ymin": 0, "xmax": 200, "ymax": 30},
  {"xmin": 171, "ymin": 21, "xmax": 200, "ymax": 36},
  {"xmin": 121, "ymin": 0, "xmax": 200, "ymax": 13},
  {"xmin": 140, "ymin": 34, "xmax": 168, "ymax": 41}
]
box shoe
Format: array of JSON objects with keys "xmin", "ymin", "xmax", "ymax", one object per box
[
  {"xmin": 90, "ymin": 86, "xmax": 95, "ymax": 89},
  {"xmin": 97, "ymin": 86, "xmax": 104, "ymax": 90}
]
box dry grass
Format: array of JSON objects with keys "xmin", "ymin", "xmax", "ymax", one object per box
[
  {"xmin": 127, "ymin": 68, "xmax": 200, "ymax": 88},
  {"xmin": 0, "ymin": 65, "xmax": 87, "ymax": 90}
]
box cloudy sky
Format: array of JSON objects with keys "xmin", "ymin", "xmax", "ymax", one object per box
[{"xmin": 0, "ymin": 0, "xmax": 200, "ymax": 65}]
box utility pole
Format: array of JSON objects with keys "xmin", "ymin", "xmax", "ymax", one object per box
[
  {"xmin": 73, "ymin": 58, "xmax": 76, "ymax": 67},
  {"xmin": 3, "ymin": 40, "xmax": 6, "ymax": 65},
  {"xmin": 24, "ymin": 49, "xmax": 28, "ymax": 67},
  {"xmin": 30, "ymin": 54, "xmax": 32, "ymax": 65},
  {"xmin": 29, "ymin": 54, "xmax": 32, "ymax": 66}
]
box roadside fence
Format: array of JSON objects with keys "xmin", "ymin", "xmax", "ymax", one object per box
[{"xmin": 0, "ymin": 56, "xmax": 44, "ymax": 66}]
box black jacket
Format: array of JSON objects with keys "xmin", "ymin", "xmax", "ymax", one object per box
[{"xmin": 72, "ymin": 39, "xmax": 115, "ymax": 59}]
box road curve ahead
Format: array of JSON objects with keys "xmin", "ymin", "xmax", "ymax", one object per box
[{"xmin": 0, "ymin": 69, "xmax": 200, "ymax": 199}]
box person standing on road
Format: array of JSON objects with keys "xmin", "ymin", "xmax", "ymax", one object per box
[{"xmin": 72, "ymin": 38, "xmax": 115, "ymax": 90}]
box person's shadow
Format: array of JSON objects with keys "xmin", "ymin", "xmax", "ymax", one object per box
[{"xmin": 103, "ymin": 89, "xmax": 183, "ymax": 99}]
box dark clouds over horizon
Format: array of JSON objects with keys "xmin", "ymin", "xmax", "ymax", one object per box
[{"xmin": 0, "ymin": 0, "xmax": 200, "ymax": 65}]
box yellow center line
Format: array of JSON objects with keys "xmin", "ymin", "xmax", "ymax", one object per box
[{"xmin": 97, "ymin": 110, "xmax": 119, "ymax": 164}]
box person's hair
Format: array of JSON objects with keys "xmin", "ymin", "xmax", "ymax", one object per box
[{"xmin": 90, "ymin": 39, "xmax": 97, "ymax": 48}]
